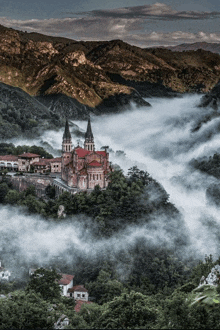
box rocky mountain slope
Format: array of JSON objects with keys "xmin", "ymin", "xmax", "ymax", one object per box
[
  {"xmin": 199, "ymin": 80, "xmax": 220, "ymax": 110},
  {"xmin": 1, "ymin": 24, "xmax": 220, "ymax": 116},
  {"xmin": 167, "ymin": 42, "xmax": 220, "ymax": 55}
]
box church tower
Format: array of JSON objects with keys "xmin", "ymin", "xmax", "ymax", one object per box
[
  {"xmin": 84, "ymin": 117, "xmax": 95, "ymax": 151},
  {"xmin": 62, "ymin": 119, "xmax": 72, "ymax": 153}
]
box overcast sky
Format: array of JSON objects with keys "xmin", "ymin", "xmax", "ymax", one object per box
[{"xmin": 0, "ymin": 0, "xmax": 219, "ymax": 47}]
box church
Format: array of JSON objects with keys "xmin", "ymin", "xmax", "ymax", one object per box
[{"xmin": 60, "ymin": 118, "xmax": 112, "ymax": 191}]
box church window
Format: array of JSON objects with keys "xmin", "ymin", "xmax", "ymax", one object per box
[
  {"xmin": 90, "ymin": 174, "xmax": 92, "ymax": 180},
  {"xmin": 97, "ymin": 174, "xmax": 98, "ymax": 180},
  {"xmin": 100, "ymin": 174, "xmax": 101, "ymax": 180},
  {"xmin": 93, "ymin": 174, "xmax": 95, "ymax": 180}
]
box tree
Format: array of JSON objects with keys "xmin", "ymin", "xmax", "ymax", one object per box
[
  {"xmin": 96, "ymin": 291, "xmax": 158, "ymax": 329},
  {"xmin": 5, "ymin": 189, "xmax": 20, "ymax": 204},
  {"xmin": 0, "ymin": 183, "xmax": 9, "ymax": 203},
  {"xmin": 26, "ymin": 268, "xmax": 62, "ymax": 302},
  {"xmin": 86, "ymin": 269, "xmax": 125, "ymax": 304},
  {"xmin": 0, "ymin": 290, "xmax": 55, "ymax": 329}
]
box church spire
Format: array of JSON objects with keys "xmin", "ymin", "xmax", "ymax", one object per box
[
  {"xmin": 62, "ymin": 119, "xmax": 72, "ymax": 152},
  {"xmin": 63, "ymin": 119, "xmax": 71, "ymax": 141},
  {"xmin": 84, "ymin": 117, "xmax": 95, "ymax": 151}
]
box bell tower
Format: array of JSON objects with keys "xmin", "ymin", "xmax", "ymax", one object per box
[
  {"xmin": 84, "ymin": 117, "xmax": 95, "ymax": 151},
  {"xmin": 62, "ymin": 119, "xmax": 72, "ymax": 153}
]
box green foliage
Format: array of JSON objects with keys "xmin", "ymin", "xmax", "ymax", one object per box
[
  {"xmin": 5, "ymin": 189, "xmax": 20, "ymax": 204},
  {"xmin": 45, "ymin": 184, "xmax": 56, "ymax": 199},
  {"xmin": 0, "ymin": 290, "xmax": 55, "ymax": 329},
  {"xmin": 26, "ymin": 268, "xmax": 62, "ymax": 302},
  {"xmin": 189, "ymin": 255, "xmax": 215, "ymax": 286},
  {"xmin": 95, "ymin": 291, "xmax": 158, "ymax": 329},
  {"xmin": 87, "ymin": 269, "xmax": 125, "ymax": 304},
  {"xmin": 0, "ymin": 182, "xmax": 9, "ymax": 203},
  {"xmin": 190, "ymin": 153, "xmax": 220, "ymax": 179}
]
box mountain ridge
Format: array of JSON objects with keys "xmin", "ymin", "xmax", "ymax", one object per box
[{"xmin": 1, "ymin": 24, "xmax": 220, "ymax": 104}]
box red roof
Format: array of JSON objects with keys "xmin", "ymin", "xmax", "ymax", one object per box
[
  {"xmin": 75, "ymin": 147, "xmax": 90, "ymax": 158},
  {"xmin": 32, "ymin": 159, "xmax": 51, "ymax": 166},
  {"xmin": 18, "ymin": 153, "xmax": 40, "ymax": 158},
  {"xmin": 74, "ymin": 300, "xmax": 92, "ymax": 313},
  {"xmin": 0, "ymin": 155, "xmax": 18, "ymax": 161},
  {"xmin": 49, "ymin": 157, "xmax": 62, "ymax": 163},
  {"xmin": 96, "ymin": 151, "xmax": 107, "ymax": 156},
  {"xmin": 88, "ymin": 160, "xmax": 102, "ymax": 167},
  {"xmin": 68, "ymin": 285, "xmax": 88, "ymax": 293},
  {"xmin": 58, "ymin": 274, "xmax": 74, "ymax": 285}
]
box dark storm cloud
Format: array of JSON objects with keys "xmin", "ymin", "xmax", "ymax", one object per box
[
  {"xmin": 0, "ymin": 3, "xmax": 220, "ymax": 46},
  {"xmin": 76, "ymin": 3, "xmax": 220, "ymax": 21}
]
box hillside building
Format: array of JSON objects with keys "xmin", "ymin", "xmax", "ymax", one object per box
[{"xmin": 54, "ymin": 118, "xmax": 112, "ymax": 193}]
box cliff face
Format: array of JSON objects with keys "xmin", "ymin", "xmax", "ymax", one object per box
[{"xmin": 1, "ymin": 24, "xmax": 220, "ymax": 111}]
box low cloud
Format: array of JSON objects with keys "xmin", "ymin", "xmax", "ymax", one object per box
[{"xmin": 0, "ymin": 3, "xmax": 220, "ymax": 47}]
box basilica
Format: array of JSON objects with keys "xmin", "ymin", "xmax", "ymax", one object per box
[{"xmin": 60, "ymin": 118, "xmax": 112, "ymax": 191}]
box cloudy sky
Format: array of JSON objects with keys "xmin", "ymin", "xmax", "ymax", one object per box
[{"xmin": 0, "ymin": 0, "xmax": 219, "ymax": 47}]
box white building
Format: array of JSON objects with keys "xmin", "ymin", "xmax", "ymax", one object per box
[
  {"xmin": 0, "ymin": 261, "xmax": 11, "ymax": 281},
  {"xmin": 58, "ymin": 274, "xmax": 74, "ymax": 296},
  {"xmin": 68, "ymin": 285, "xmax": 89, "ymax": 301}
]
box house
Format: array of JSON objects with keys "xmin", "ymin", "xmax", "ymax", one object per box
[
  {"xmin": 57, "ymin": 118, "xmax": 112, "ymax": 192},
  {"xmin": 18, "ymin": 153, "xmax": 40, "ymax": 172},
  {"xmin": 0, "ymin": 261, "xmax": 11, "ymax": 281},
  {"xmin": 58, "ymin": 274, "xmax": 75, "ymax": 296},
  {"xmin": 32, "ymin": 159, "xmax": 51, "ymax": 174},
  {"xmin": 0, "ymin": 155, "xmax": 19, "ymax": 172},
  {"xmin": 32, "ymin": 157, "xmax": 62, "ymax": 174},
  {"xmin": 50, "ymin": 157, "xmax": 62, "ymax": 173},
  {"xmin": 68, "ymin": 285, "xmax": 89, "ymax": 301}
]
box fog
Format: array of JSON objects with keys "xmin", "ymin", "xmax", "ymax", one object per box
[{"xmin": 2, "ymin": 94, "xmax": 220, "ymax": 277}]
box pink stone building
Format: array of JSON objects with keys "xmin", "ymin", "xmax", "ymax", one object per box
[{"xmin": 60, "ymin": 118, "xmax": 112, "ymax": 190}]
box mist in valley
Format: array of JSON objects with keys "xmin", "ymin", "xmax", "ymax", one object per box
[{"xmin": 2, "ymin": 94, "xmax": 220, "ymax": 280}]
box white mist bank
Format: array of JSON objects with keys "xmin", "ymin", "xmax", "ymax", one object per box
[{"xmin": 2, "ymin": 94, "xmax": 220, "ymax": 267}]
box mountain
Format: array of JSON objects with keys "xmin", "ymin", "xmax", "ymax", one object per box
[
  {"xmin": 1, "ymin": 24, "xmax": 220, "ymax": 117},
  {"xmin": 199, "ymin": 80, "xmax": 220, "ymax": 110},
  {"xmin": 0, "ymin": 82, "xmax": 64, "ymax": 139},
  {"xmin": 167, "ymin": 42, "xmax": 220, "ymax": 55}
]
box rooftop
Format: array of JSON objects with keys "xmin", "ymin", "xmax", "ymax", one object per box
[
  {"xmin": 58, "ymin": 274, "xmax": 75, "ymax": 285},
  {"xmin": 88, "ymin": 160, "xmax": 102, "ymax": 167},
  {"xmin": 18, "ymin": 153, "xmax": 40, "ymax": 158},
  {"xmin": 68, "ymin": 285, "xmax": 88, "ymax": 293},
  {"xmin": 0, "ymin": 155, "xmax": 18, "ymax": 161}
]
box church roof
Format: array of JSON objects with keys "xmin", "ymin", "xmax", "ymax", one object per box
[
  {"xmin": 96, "ymin": 151, "xmax": 107, "ymax": 157},
  {"xmin": 63, "ymin": 119, "xmax": 71, "ymax": 140},
  {"xmin": 88, "ymin": 160, "xmax": 102, "ymax": 167},
  {"xmin": 75, "ymin": 147, "xmax": 90, "ymax": 158},
  {"xmin": 85, "ymin": 117, "xmax": 93, "ymax": 140}
]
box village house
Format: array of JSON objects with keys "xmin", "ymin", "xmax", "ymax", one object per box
[
  {"xmin": 32, "ymin": 157, "xmax": 62, "ymax": 174},
  {"xmin": 68, "ymin": 285, "xmax": 89, "ymax": 301},
  {"xmin": 58, "ymin": 274, "xmax": 75, "ymax": 296},
  {"xmin": 0, "ymin": 155, "xmax": 19, "ymax": 172},
  {"xmin": 0, "ymin": 261, "xmax": 11, "ymax": 281},
  {"xmin": 18, "ymin": 153, "xmax": 41, "ymax": 172}
]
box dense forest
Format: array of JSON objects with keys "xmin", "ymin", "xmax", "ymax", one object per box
[{"xmin": 1, "ymin": 162, "xmax": 220, "ymax": 328}]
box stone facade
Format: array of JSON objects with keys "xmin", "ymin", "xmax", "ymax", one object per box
[{"xmin": 59, "ymin": 118, "xmax": 112, "ymax": 192}]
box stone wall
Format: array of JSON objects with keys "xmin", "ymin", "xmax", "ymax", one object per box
[{"xmin": 9, "ymin": 175, "xmax": 54, "ymax": 197}]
